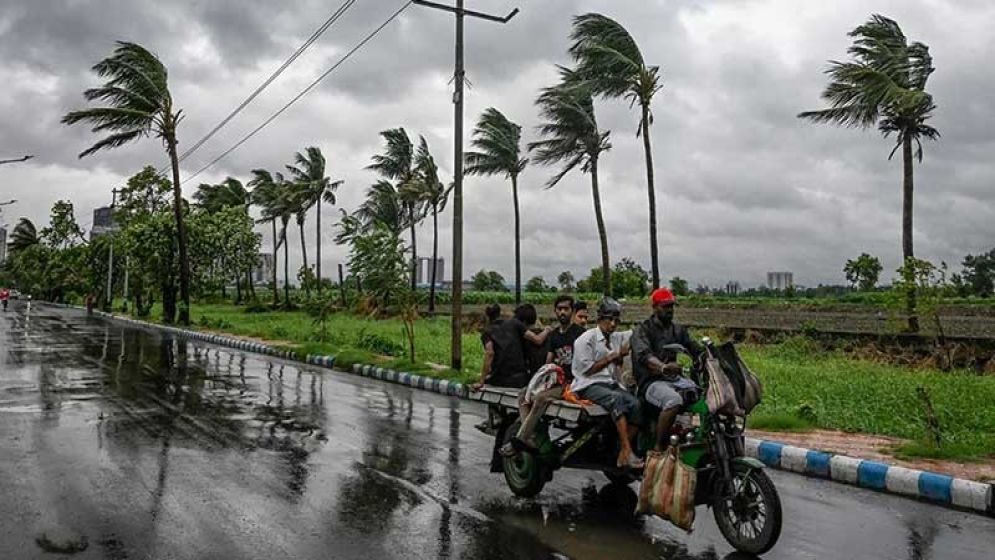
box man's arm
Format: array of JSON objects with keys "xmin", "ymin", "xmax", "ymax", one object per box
[
  {"xmin": 472, "ymin": 340, "xmax": 495, "ymax": 391},
  {"xmin": 524, "ymin": 326, "xmax": 553, "ymax": 346},
  {"xmin": 572, "ymin": 334, "xmax": 621, "ymax": 379},
  {"xmin": 631, "ymin": 325, "xmax": 668, "ymax": 375}
]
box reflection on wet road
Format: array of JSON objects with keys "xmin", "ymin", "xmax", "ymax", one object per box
[{"xmin": 1, "ymin": 303, "xmax": 993, "ymax": 559}]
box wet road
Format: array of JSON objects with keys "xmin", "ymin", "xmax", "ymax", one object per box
[{"xmin": 1, "ymin": 303, "xmax": 993, "ymax": 560}]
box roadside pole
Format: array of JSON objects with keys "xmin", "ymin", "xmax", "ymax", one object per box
[
  {"xmin": 104, "ymin": 188, "xmax": 119, "ymax": 312},
  {"xmin": 412, "ymin": 0, "xmax": 518, "ymax": 370}
]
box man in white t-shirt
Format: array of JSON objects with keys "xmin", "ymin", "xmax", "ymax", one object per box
[{"xmin": 571, "ymin": 298, "xmax": 641, "ymax": 469}]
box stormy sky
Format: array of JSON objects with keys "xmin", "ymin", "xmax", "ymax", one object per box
[{"xmin": 1, "ymin": 0, "xmax": 992, "ymax": 289}]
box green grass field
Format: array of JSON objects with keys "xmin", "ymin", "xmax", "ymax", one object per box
[{"xmin": 150, "ymin": 303, "xmax": 995, "ymax": 460}]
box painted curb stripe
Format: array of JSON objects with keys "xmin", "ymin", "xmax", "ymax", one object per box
[
  {"xmin": 805, "ymin": 450, "xmax": 832, "ymax": 477},
  {"xmin": 757, "ymin": 441, "xmax": 783, "ymax": 467},
  {"xmin": 918, "ymin": 472, "xmax": 953, "ymax": 504},
  {"xmin": 857, "ymin": 460, "xmax": 889, "ymax": 490}
]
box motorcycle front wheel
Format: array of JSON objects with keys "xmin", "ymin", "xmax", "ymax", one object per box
[{"xmin": 713, "ymin": 464, "xmax": 782, "ymax": 555}]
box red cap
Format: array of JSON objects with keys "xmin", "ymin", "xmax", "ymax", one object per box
[{"xmin": 651, "ymin": 288, "xmax": 676, "ymax": 306}]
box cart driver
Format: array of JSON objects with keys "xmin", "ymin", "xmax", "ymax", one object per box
[{"xmin": 630, "ymin": 288, "xmax": 704, "ymax": 452}]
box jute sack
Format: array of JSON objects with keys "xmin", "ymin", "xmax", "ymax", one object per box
[
  {"xmin": 705, "ymin": 357, "xmax": 744, "ymax": 416},
  {"xmin": 636, "ymin": 447, "xmax": 697, "ymax": 531}
]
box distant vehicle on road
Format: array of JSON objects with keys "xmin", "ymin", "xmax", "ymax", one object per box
[{"xmin": 9, "ymin": 289, "xmax": 21, "ymax": 300}]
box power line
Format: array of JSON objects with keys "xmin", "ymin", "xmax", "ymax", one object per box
[
  {"xmin": 162, "ymin": 0, "xmax": 359, "ymax": 175},
  {"xmin": 182, "ymin": 1, "xmax": 413, "ymax": 185}
]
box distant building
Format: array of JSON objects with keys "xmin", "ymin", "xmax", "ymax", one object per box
[
  {"xmin": 252, "ymin": 253, "xmax": 275, "ymax": 285},
  {"xmin": 416, "ymin": 257, "xmax": 444, "ymax": 286},
  {"xmin": 725, "ymin": 281, "xmax": 741, "ymax": 296},
  {"xmin": 767, "ymin": 271, "xmax": 794, "ymax": 291},
  {"xmin": 90, "ymin": 205, "xmax": 116, "ymax": 239},
  {"xmin": 0, "ymin": 227, "xmax": 7, "ymax": 264}
]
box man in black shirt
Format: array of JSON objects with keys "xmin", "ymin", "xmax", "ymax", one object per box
[
  {"xmin": 630, "ymin": 288, "xmax": 704, "ymax": 452},
  {"xmin": 546, "ymin": 296, "xmax": 587, "ymax": 381},
  {"xmin": 502, "ymin": 296, "xmax": 585, "ymax": 455},
  {"xmin": 473, "ymin": 304, "xmax": 552, "ymax": 390}
]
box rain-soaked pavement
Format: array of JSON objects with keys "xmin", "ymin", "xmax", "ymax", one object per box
[{"xmin": 1, "ymin": 303, "xmax": 993, "ymax": 560}]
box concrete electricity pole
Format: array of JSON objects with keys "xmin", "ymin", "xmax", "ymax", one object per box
[
  {"xmin": 105, "ymin": 188, "xmax": 119, "ymax": 311},
  {"xmin": 412, "ymin": 0, "xmax": 518, "ymax": 370}
]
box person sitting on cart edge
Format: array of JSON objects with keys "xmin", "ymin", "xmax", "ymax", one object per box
[
  {"xmin": 630, "ymin": 288, "xmax": 704, "ymax": 452},
  {"xmin": 473, "ymin": 303, "xmax": 553, "ymax": 390},
  {"xmin": 500, "ymin": 295, "xmax": 586, "ymax": 457},
  {"xmin": 570, "ymin": 298, "xmax": 643, "ymax": 470}
]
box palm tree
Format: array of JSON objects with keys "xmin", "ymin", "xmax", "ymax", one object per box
[
  {"xmin": 249, "ymin": 169, "xmax": 292, "ymax": 306},
  {"xmin": 356, "ymin": 180, "xmax": 407, "ymax": 238},
  {"xmin": 405, "ymin": 137, "xmax": 453, "ymax": 312},
  {"xmin": 529, "ymin": 69, "xmax": 613, "ymax": 295},
  {"xmin": 287, "ymin": 147, "xmax": 342, "ymax": 294},
  {"xmin": 288, "ymin": 183, "xmax": 313, "ymax": 296},
  {"xmin": 367, "ymin": 128, "xmax": 423, "ymax": 290},
  {"xmin": 9, "ymin": 218, "xmax": 39, "ymax": 253},
  {"xmin": 799, "ymin": 14, "xmax": 938, "ymax": 331},
  {"xmin": 464, "ymin": 108, "xmax": 528, "ymax": 304},
  {"xmin": 569, "ymin": 13, "xmax": 663, "ymax": 289},
  {"xmin": 62, "ymin": 42, "xmax": 192, "ymax": 325}
]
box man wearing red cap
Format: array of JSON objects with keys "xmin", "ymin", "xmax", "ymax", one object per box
[{"xmin": 630, "ymin": 287, "xmax": 704, "ymax": 452}]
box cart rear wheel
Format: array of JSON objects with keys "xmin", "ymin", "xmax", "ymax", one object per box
[{"xmin": 502, "ymin": 421, "xmax": 546, "ymax": 498}]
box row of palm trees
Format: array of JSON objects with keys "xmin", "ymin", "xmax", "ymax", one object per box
[
  {"xmin": 193, "ymin": 147, "xmax": 341, "ymax": 307},
  {"xmin": 59, "ymin": 13, "xmax": 937, "ymax": 331}
]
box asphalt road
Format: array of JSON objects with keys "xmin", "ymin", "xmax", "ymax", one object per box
[{"xmin": 1, "ymin": 303, "xmax": 993, "ymax": 559}]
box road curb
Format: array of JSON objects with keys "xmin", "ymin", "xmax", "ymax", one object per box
[
  {"xmin": 52, "ymin": 302, "xmax": 994, "ymax": 517},
  {"xmin": 744, "ymin": 438, "xmax": 994, "ymax": 516}
]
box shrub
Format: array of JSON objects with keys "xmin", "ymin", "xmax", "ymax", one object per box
[{"xmin": 355, "ymin": 329, "xmax": 402, "ymax": 356}]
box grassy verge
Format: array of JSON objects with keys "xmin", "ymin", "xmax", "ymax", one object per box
[{"xmin": 134, "ymin": 302, "xmax": 995, "ymax": 461}]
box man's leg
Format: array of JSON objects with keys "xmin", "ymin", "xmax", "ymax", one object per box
[
  {"xmin": 645, "ymin": 381, "xmax": 684, "ymax": 452},
  {"xmin": 579, "ymin": 384, "xmax": 643, "ymax": 469},
  {"xmin": 516, "ymin": 386, "xmax": 561, "ymax": 446}
]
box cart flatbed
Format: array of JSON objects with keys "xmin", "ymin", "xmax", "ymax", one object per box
[{"xmin": 468, "ymin": 385, "xmax": 608, "ymax": 423}]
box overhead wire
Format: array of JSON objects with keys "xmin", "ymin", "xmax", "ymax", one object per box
[
  {"xmin": 181, "ymin": 1, "xmax": 413, "ymax": 185},
  {"xmin": 158, "ymin": 0, "xmax": 359, "ymax": 175}
]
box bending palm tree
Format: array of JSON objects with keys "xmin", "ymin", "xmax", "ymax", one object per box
[
  {"xmin": 356, "ymin": 180, "xmax": 407, "ymax": 238},
  {"xmin": 569, "ymin": 13, "xmax": 663, "ymax": 288},
  {"xmin": 464, "ymin": 108, "xmax": 528, "ymax": 304},
  {"xmin": 405, "ymin": 137, "xmax": 453, "ymax": 312},
  {"xmin": 799, "ymin": 14, "xmax": 938, "ymax": 331},
  {"xmin": 287, "ymin": 146, "xmax": 342, "ymax": 294},
  {"xmin": 9, "ymin": 218, "xmax": 39, "ymax": 253},
  {"xmin": 289, "ymin": 184, "xmax": 313, "ymax": 296},
  {"xmin": 249, "ymin": 170, "xmax": 291, "ymax": 306},
  {"xmin": 62, "ymin": 41, "xmax": 192, "ymax": 325},
  {"xmin": 367, "ymin": 128, "xmax": 422, "ymax": 290},
  {"xmin": 529, "ymin": 70, "xmax": 613, "ymax": 295}
]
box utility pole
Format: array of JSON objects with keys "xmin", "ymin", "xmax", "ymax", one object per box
[
  {"xmin": 105, "ymin": 188, "xmax": 119, "ymax": 312},
  {"xmin": 413, "ymin": 0, "xmax": 518, "ymax": 370}
]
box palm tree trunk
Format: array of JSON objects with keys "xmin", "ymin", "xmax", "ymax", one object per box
[
  {"xmin": 590, "ymin": 156, "xmax": 611, "ymax": 296},
  {"xmin": 641, "ymin": 105, "xmax": 661, "ymax": 290},
  {"xmin": 429, "ymin": 202, "xmax": 439, "ymax": 313},
  {"xmin": 315, "ymin": 201, "xmax": 322, "ymax": 294},
  {"xmin": 298, "ymin": 220, "xmax": 310, "ymax": 297},
  {"xmin": 283, "ymin": 224, "xmax": 290, "ymax": 306},
  {"xmin": 271, "ymin": 220, "xmax": 279, "ymax": 305},
  {"xmin": 165, "ymin": 133, "xmax": 190, "ymax": 325},
  {"xmin": 511, "ymin": 173, "xmax": 522, "ymax": 305},
  {"xmin": 902, "ymin": 134, "xmax": 918, "ymax": 332},
  {"xmin": 409, "ymin": 205, "xmax": 418, "ymax": 291}
]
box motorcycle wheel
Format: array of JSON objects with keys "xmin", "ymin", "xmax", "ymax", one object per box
[
  {"xmin": 501, "ymin": 420, "xmax": 546, "ymax": 498},
  {"xmin": 712, "ymin": 464, "xmax": 782, "ymax": 555}
]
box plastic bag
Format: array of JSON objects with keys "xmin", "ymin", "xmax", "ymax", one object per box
[{"xmin": 636, "ymin": 447, "xmax": 698, "ymax": 531}]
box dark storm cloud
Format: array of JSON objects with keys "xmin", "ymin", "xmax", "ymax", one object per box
[{"xmin": 1, "ymin": 0, "xmax": 993, "ymax": 289}]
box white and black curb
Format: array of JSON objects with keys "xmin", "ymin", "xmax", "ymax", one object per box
[
  {"xmin": 49, "ymin": 302, "xmax": 995, "ymax": 517},
  {"xmin": 744, "ymin": 438, "xmax": 994, "ymax": 516}
]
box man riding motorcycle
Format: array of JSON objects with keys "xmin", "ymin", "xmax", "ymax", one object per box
[{"xmin": 630, "ymin": 288, "xmax": 704, "ymax": 452}]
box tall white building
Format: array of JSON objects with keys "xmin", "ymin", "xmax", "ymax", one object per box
[{"xmin": 767, "ymin": 271, "xmax": 794, "ymax": 291}]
